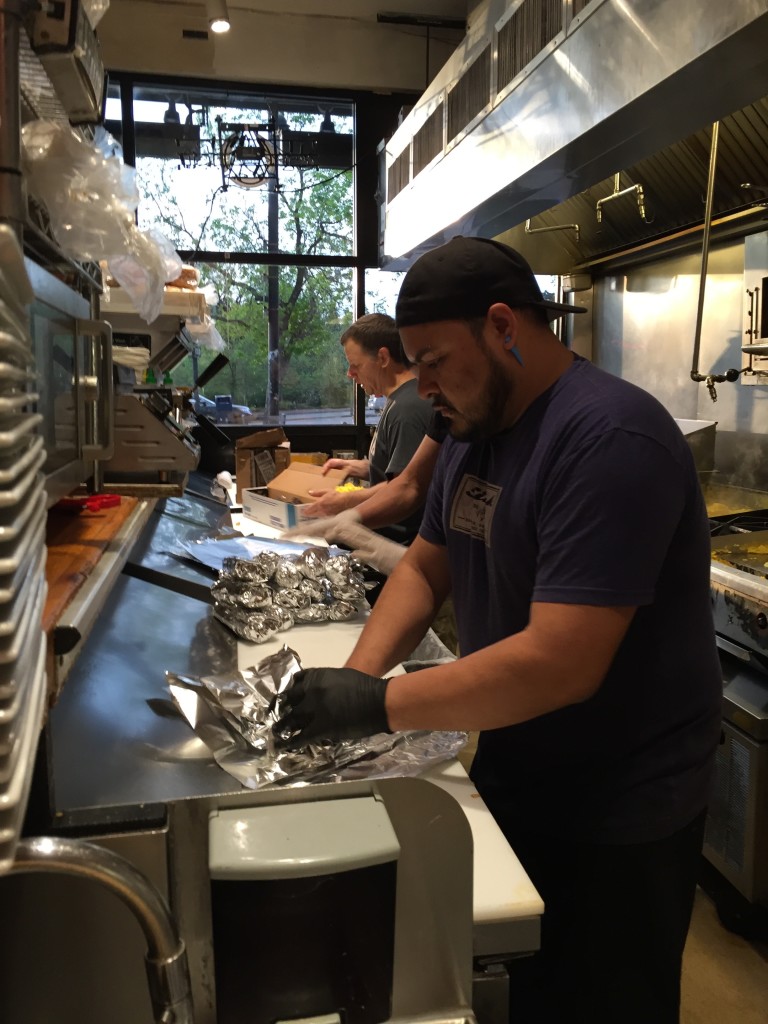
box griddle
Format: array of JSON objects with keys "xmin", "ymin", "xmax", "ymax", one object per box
[{"xmin": 711, "ymin": 529, "xmax": 768, "ymax": 580}]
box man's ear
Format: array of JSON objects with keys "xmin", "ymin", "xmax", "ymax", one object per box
[
  {"xmin": 488, "ymin": 304, "xmax": 524, "ymax": 366},
  {"xmin": 488, "ymin": 303, "xmax": 518, "ymax": 347},
  {"xmin": 377, "ymin": 346, "xmax": 391, "ymax": 367}
]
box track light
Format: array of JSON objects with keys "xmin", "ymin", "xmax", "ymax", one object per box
[{"xmin": 206, "ymin": 0, "xmax": 230, "ymax": 33}]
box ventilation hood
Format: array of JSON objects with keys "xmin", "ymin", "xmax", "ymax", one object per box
[{"xmin": 381, "ymin": 0, "xmax": 768, "ymax": 272}]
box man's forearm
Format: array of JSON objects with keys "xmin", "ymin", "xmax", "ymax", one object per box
[
  {"xmin": 345, "ymin": 556, "xmax": 443, "ymax": 675},
  {"xmin": 356, "ymin": 474, "xmax": 422, "ymax": 530},
  {"xmin": 354, "ymin": 435, "xmax": 439, "ymax": 530},
  {"xmin": 384, "ymin": 602, "xmax": 636, "ymax": 731}
]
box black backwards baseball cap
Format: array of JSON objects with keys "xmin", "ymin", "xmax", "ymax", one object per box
[{"xmin": 395, "ymin": 235, "xmax": 587, "ymax": 327}]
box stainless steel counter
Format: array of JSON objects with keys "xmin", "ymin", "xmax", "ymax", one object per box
[
  {"xmin": 46, "ymin": 488, "xmax": 246, "ymax": 829},
  {"xmin": 123, "ymin": 489, "xmax": 227, "ymax": 600},
  {"xmin": 47, "ymin": 574, "xmax": 244, "ymax": 828},
  {"xmin": 35, "ymin": 490, "xmax": 542, "ymax": 1024}
]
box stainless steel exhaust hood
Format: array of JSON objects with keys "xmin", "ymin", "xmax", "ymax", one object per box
[{"xmin": 381, "ymin": 0, "xmax": 768, "ymax": 271}]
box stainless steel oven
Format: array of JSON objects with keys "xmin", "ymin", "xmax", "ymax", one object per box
[
  {"xmin": 707, "ymin": 512, "xmax": 768, "ymax": 918},
  {"xmin": 25, "ymin": 259, "xmax": 113, "ymax": 505}
]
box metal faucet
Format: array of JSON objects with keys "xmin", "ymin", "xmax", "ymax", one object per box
[{"xmin": 9, "ymin": 835, "xmax": 194, "ymax": 1024}]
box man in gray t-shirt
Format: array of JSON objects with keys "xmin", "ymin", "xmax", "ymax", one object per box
[{"xmin": 330, "ymin": 313, "xmax": 432, "ymax": 543}]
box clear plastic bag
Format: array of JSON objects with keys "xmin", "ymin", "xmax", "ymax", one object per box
[
  {"xmin": 91, "ymin": 124, "xmax": 124, "ymax": 164},
  {"xmin": 22, "ymin": 120, "xmax": 183, "ymax": 324},
  {"xmin": 185, "ymin": 314, "xmax": 226, "ymax": 352},
  {"xmin": 81, "ymin": 0, "xmax": 110, "ymax": 28},
  {"xmin": 22, "ymin": 119, "xmax": 139, "ymax": 255},
  {"xmin": 107, "ymin": 233, "xmax": 167, "ymax": 325}
]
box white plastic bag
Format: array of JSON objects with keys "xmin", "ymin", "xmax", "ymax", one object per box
[
  {"xmin": 146, "ymin": 226, "xmax": 183, "ymax": 283},
  {"xmin": 107, "ymin": 227, "xmax": 182, "ymax": 324}
]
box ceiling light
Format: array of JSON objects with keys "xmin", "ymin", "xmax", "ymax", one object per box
[{"xmin": 206, "ymin": 0, "xmax": 230, "ymax": 33}]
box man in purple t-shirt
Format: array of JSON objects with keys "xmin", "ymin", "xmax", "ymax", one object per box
[{"xmin": 274, "ymin": 236, "xmax": 722, "ymax": 1024}]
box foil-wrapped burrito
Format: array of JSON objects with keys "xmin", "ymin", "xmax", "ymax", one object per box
[
  {"xmin": 213, "ymin": 603, "xmax": 280, "ymax": 644},
  {"xmin": 211, "ymin": 579, "xmax": 273, "ymax": 610},
  {"xmin": 222, "ymin": 552, "xmax": 279, "ymax": 582},
  {"xmin": 211, "ymin": 547, "xmax": 366, "ymax": 642},
  {"xmin": 166, "ymin": 645, "xmax": 467, "ymax": 789}
]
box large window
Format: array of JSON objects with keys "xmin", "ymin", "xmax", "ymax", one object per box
[
  {"xmin": 104, "ymin": 79, "xmax": 378, "ymax": 425},
  {"xmin": 112, "ymin": 87, "xmax": 354, "ymax": 258},
  {"xmin": 169, "ymin": 263, "xmax": 355, "ymax": 422}
]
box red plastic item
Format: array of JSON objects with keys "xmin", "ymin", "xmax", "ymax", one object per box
[{"xmin": 55, "ymin": 494, "xmax": 122, "ymax": 514}]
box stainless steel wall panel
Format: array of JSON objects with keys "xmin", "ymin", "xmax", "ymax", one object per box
[{"xmin": 593, "ymin": 243, "xmax": 743, "ymax": 421}]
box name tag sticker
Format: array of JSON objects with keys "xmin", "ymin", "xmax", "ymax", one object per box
[{"xmin": 450, "ymin": 474, "xmax": 501, "ymax": 545}]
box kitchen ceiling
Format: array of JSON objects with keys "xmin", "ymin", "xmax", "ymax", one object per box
[{"xmin": 97, "ymin": 1, "xmax": 470, "ymax": 93}]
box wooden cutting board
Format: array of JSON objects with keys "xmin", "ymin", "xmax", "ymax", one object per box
[{"xmin": 43, "ymin": 496, "xmax": 140, "ymax": 634}]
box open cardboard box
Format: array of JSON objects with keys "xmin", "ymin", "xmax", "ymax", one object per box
[
  {"xmin": 234, "ymin": 428, "xmax": 291, "ymax": 501},
  {"xmin": 242, "ymin": 463, "xmax": 348, "ymax": 530}
]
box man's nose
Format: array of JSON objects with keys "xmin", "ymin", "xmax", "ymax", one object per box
[
  {"xmin": 417, "ymin": 366, "xmax": 437, "ymax": 399},
  {"xmin": 346, "ymin": 368, "xmax": 355, "ymax": 380}
]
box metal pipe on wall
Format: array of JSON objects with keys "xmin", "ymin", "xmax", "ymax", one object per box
[{"xmin": 691, "ymin": 121, "xmax": 720, "ymax": 381}]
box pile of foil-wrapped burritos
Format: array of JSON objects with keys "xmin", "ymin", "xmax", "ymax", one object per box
[
  {"xmin": 167, "ymin": 645, "xmax": 466, "ymax": 789},
  {"xmin": 211, "ymin": 547, "xmax": 366, "ymax": 643}
]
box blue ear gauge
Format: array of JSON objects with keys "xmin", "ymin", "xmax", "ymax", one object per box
[{"xmin": 504, "ymin": 335, "xmax": 524, "ymax": 366}]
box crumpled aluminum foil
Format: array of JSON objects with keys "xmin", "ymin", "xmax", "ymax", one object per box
[{"xmin": 166, "ymin": 645, "xmax": 467, "ymax": 790}]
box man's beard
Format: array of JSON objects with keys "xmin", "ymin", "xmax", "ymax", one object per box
[{"xmin": 440, "ymin": 364, "xmax": 511, "ymax": 443}]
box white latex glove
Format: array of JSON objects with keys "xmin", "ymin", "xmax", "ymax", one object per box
[{"xmin": 282, "ymin": 509, "xmax": 406, "ymax": 575}]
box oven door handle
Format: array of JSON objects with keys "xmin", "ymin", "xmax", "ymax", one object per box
[
  {"xmin": 76, "ymin": 318, "xmax": 114, "ymax": 461},
  {"xmin": 716, "ymin": 635, "xmax": 752, "ymax": 662}
]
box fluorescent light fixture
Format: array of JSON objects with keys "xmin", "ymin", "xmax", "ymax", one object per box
[{"xmin": 206, "ymin": 0, "xmax": 230, "ymax": 33}]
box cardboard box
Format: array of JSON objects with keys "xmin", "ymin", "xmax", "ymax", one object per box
[
  {"xmin": 241, "ymin": 464, "xmax": 347, "ymax": 530},
  {"xmin": 241, "ymin": 488, "xmax": 312, "ymax": 530},
  {"xmin": 266, "ymin": 462, "xmax": 346, "ymax": 503},
  {"xmin": 290, "ymin": 451, "xmax": 329, "ymax": 466},
  {"xmin": 234, "ymin": 428, "xmax": 291, "ymax": 501}
]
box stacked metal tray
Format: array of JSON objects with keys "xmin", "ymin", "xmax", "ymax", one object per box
[{"xmin": 0, "ymin": 226, "xmax": 48, "ymax": 873}]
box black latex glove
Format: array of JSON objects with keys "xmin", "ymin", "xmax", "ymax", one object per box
[{"xmin": 273, "ymin": 667, "xmax": 391, "ymax": 749}]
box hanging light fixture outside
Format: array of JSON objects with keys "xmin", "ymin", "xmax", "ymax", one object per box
[
  {"xmin": 320, "ymin": 111, "xmax": 335, "ymax": 134},
  {"xmin": 163, "ymin": 101, "xmax": 180, "ymax": 124},
  {"xmin": 206, "ymin": 0, "xmax": 230, "ymax": 33}
]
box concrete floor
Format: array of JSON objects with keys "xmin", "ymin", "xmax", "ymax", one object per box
[{"xmin": 682, "ymin": 889, "xmax": 768, "ymax": 1024}]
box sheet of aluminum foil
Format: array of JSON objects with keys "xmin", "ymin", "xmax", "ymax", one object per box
[
  {"xmin": 166, "ymin": 645, "xmax": 466, "ymax": 790},
  {"xmin": 177, "ymin": 535, "xmax": 346, "ymax": 574}
]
